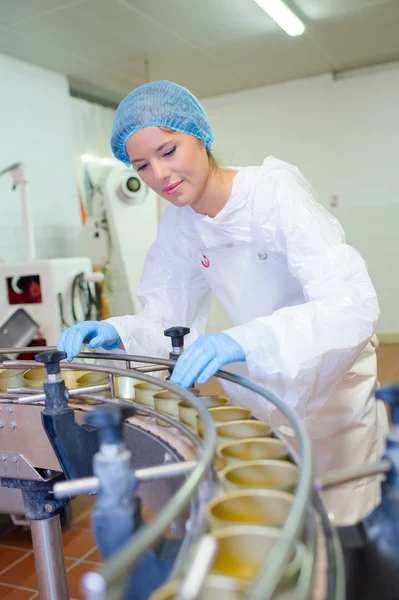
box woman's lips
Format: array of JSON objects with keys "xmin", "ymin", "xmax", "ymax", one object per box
[{"xmin": 163, "ymin": 180, "xmax": 183, "ymax": 195}]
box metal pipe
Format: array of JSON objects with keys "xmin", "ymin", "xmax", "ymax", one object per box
[
  {"xmin": 315, "ymin": 459, "xmax": 391, "ymax": 491},
  {"xmin": 20, "ymin": 172, "xmax": 36, "ymax": 262},
  {"xmin": 136, "ymin": 460, "xmax": 198, "ymax": 482},
  {"xmin": 53, "ymin": 477, "xmax": 99, "ymax": 498},
  {"xmin": 30, "ymin": 515, "xmax": 69, "ymax": 600},
  {"xmin": 109, "ymin": 374, "xmax": 115, "ymax": 398},
  {"xmin": 53, "ymin": 462, "xmax": 198, "ymax": 499},
  {"xmin": 0, "ymin": 392, "xmax": 21, "ymax": 401},
  {"xmin": 0, "ymin": 349, "xmax": 174, "ymax": 368},
  {"xmin": 312, "ymin": 490, "xmax": 346, "ymax": 600},
  {"xmin": 7, "ymin": 387, "xmax": 40, "ymax": 394},
  {"xmin": 176, "ymin": 535, "xmax": 217, "ymax": 600},
  {"xmin": 18, "ymin": 392, "xmax": 48, "ymax": 404},
  {"xmin": 0, "ymin": 347, "xmax": 166, "ymax": 368},
  {"xmin": 0, "ymin": 163, "xmax": 36, "ymax": 261},
  {"xmin": 132, "ymin": 365, "xmax": 167, "ymax": 373},
  {"xmin": 18, "ymin": 383, "xmax": 110, "ymax": 404},
  {"xmin": 292, "ymin": 508, "xmax": 317, "ymax": 600}
]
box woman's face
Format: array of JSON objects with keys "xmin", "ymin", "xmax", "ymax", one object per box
[{"xmin": 125, "ymin": 127, "xmax": 211, "ymax": 208}]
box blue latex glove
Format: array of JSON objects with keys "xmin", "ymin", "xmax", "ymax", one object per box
[
  {"xmin": 57, "ymin": 321, "xmax": 122, "ymax": 362},
  {"xmin": 170, "ymin": 333, "xmax": 245, "ymax": 389}
]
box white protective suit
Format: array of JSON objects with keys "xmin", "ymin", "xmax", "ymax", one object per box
[{"xmin": 107, "ymin": 156, "xmax": 388, "ymax": 526}]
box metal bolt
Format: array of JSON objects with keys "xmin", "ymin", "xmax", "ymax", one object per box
[
  {"xmin": 45, "ymin": 470, "xmax": 53, "ymax": 477},
  {"xmin": 1, "ymin": 456, "xmax": 6, "ymax": 462},
  {"xmin": 7, "ymin": 407, "xmax": 14, "ymax": 415},
  {"xmin": 44, "ymin": 503, "xmax": 55, "ymax": 514},
  {"xmin": 12, "ymin": 456, "xmax": 18, "ymax": 463},
  {"xmin": 8, "ymin": 421, "xmax": 16, "ymax": 429}
]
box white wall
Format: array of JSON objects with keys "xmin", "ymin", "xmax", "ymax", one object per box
[
  {"xmin": 0, "ymin": 54, "xmax": 80, "ymax": 263},
  {"xmin": 189, "ymin": 68, "xmax": 399, "ymax": 336},
  {"xmin": 70, "ymin": 96, "xmax": 116, "ymax": 213}
]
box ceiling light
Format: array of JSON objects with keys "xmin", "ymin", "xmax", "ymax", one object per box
[{"xmin": 253, "ymin": 0, "xmax": 305, "ymax": 37}]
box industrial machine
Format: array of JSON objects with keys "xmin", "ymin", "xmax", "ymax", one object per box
[
  {"xmin": 0, "ymin": 257, "xmax": 100, "ymax": 346},
  {"xmin": 0, "ymin": 162, "xmax": 102, "ymax": 346},
  {"xmin": 0, "ymin": 327, "xmax": 346, "ymax": 600},
  {"xmin": 0, "ymin": 162, "xmax": 158, "ymax": 534},
  {"xmin": 1, "ymin": 334, "xmax": 399, "ymax": 599},
  {"xmin": 0, "ymin": 162, "xmax": 104, "ymax": 528},
  {"xmin": 76, "ymin": 165, "xmax": 158, "ymax": 317}
]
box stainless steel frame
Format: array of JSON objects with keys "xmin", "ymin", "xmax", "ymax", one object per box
[
  {"xmin": 0, "ymin": 347, "xmax": 345, "ymax": 600},
  {"xmin": 30, "ymin": 516, "xmax": 69, "ymax": 600}
]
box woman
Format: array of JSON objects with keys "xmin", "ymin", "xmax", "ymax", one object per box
[{"xmin": 59, "ymin": 80, "xmax": 387, "ymax": 526}]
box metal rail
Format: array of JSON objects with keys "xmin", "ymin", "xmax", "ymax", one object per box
[
  {"xmin": 0, "ymin": 347, "xmax": 331, "ymax": 600},
  {"xmin": 1, "ymin": 352, "xmax": 216, "ymax": 599}
]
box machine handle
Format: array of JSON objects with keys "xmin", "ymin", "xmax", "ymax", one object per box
[
  {"xmin": 164, "ymin": 326, "xmax": 190, "ymax": 350},
  {"xmin": 34, "ymin": 350, "xmax": 67, "ymax": 375},
  {"xmin": 53, "ymin": 461, "xmax": 198, "ymax": 498}
]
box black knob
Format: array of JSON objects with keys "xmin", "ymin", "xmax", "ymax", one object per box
[
  {"xmin": 164, "ymin": 327, "xmax": 190, "ymax": 349},
  {"xmin": 84, "ymin": 405, "xmax": 135, "ymax": 445},
  {"xmin": 35, "ymin": 350, "xmax": 67, "ymax": 375}
]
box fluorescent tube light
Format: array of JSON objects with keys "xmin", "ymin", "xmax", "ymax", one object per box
[{"xmin": 254, "ymin": 0, "xmax": 305, "ymax": 36}]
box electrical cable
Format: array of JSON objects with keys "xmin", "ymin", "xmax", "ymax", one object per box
[{"xmin": 71, "ymin": 272, "xmax": 100, "ymax": 323}]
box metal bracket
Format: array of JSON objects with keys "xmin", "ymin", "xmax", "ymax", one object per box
[{"xmin": 0, "ymin": 452, "xmax": 60, "ymax": 481}]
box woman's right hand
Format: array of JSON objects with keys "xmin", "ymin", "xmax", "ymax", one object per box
[{"xmin": 57, "ymin": 321, "xmax": 122, "ymax": 362}]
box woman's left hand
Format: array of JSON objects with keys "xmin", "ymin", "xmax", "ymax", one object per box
[{"xmin": 170, "ymin": 333, "xmax": 245, "ymax": 389}]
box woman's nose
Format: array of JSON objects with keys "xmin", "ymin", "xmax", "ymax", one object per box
[{"xmin": 153, "ymin": 160, "xmax": 171, "ymax": 181}]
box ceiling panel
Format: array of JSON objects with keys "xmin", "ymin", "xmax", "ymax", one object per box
[
  {"xmin": 68, "ymin": 75, "xmax": 132, "ymax": 105},
  {"xmin": 0, "ymin": 0, "xmax": 397, "ymax": 103},
  {"xmin": 123, "ymin": 0, "xmax": 278, "ymax": 49},
  {"xmin": 148, "ymin": 50, "xmax": 235, "ymax": 99},
  {"xmin": 0, "ymin": 24, "xmax": 91, "ymax": 75},
  {"xmin": 310, "ymin": 2, "xmax": 399, "ymax": 67},
  {"xmin": 149, "ymin": 33, "xmax": 331, "ymax": 99},
  {"xmin": 208, "ymin": 33, "xmax": 332, "ymax": 76},
  {"xmin": 74, "ymin": 61, "xmax": 145, "ymax": 95},
  {"xmin": 8, "ymin": 0, "xmax": 188, "ymax": 66},
  {"xmin": 293, "ymin": 0, "xmax": 390, "ymax": 20},
  {"xmin": 0, "ymin": 0, "xmax": 87, "ymax": 25}
]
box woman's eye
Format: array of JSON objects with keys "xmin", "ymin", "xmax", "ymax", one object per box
[
  {"xmin": 137, "ymin": 163, "xmax": 148, "ymax": 171},
  {"xmin": 163, "ymin": 146, "xmax": 176, "ymax": 157}
]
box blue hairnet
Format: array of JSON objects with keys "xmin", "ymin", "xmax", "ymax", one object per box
[{"xmin": 111, "ymin": 80, "xmax": 214, "ymax": 165}]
